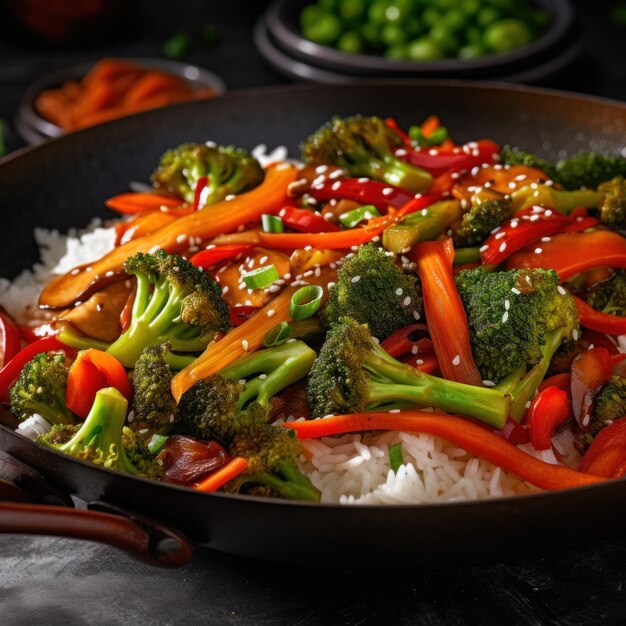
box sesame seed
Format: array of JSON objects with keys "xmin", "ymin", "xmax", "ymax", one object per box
[
  {"xmin": 541, "ymin": 236, "xmax": 551, "ymax": 242},
  {"xmin": 411, "ymin": 345, "xmax": 418, "ymax": 355},
  {"xmin": 482, "ymin": 380, "xmax": 496, "ymax": 387},
  {"xmin": 127, "ymin": 411, "xmax": 135, "ymax": 423},
  {"xmin": 316, "ymin": 164, "xmax": 328, "ymax": 174},
  {"xmin": 351, "ymin": 276, "xmax": 361, "ymax": 283},
  {"xmin": 491, "ymin": 226, "xmax": 501, "ymax": 235},
  {"xmin": 244, "ymin": 300, "xmax": 252, "ymax": 306},
  {"xmin": 511, "ymin": 287, "xmax": 521, "ymax": 295},
  {"xmin": 415, "ymin": 359, "xmax": 424, "ymax": 365},
  {"xmin": 242, "ymin": 340, "xmax": 249, "ymax": 351},
  {"xmin": 382, "ymin": 187, "xmax": 394, "ymax": 196},
  {"xmin": 479, "ymin": 245, "xmax": 489, "ymax": 252},
  {"xmin": 557, "ymin": 286, "xmax": 567, "ymax": 295},
  {"xmin": 139, "ymin": 429, "xmax": 149, "ymax": 434},
  {"xmin": 268, "ymin": 285, "xmax": 281, "ymax": 293},
  {"xmin": 421, "ymin": 209, "xmax": 429, "ymax": 217},
  {"xmin": 169, "ymin": 414, "xmax": 175, "ymax": 423},
  {"xmin": 572, "ymin": 328, "xmax": 579, "ymax": 341},
  {"xmin": 176, "ymin": 234, "xmax": 187, "ymax": 243},
  {"xmin": 499, "ymin": 242, "xmax": 507, "ymax": 253},
  {"xmin": 452, "ymin": 354, "xmax": 461, "ymax": 366},
  {"xmin": 544, "ymin": 209, "xmax": 553, "ymax": 217},
  {"xmin": 534, "ymin": 247, "xmax": 542, "ymax": 254},
  {"xmin": 329, "ymin": 169, "xmax": 343, "ymax": 179},
  {"xmin": 331, "ymin": 181, "xmax": 341, "ymax": 191},
  {"xmin": 413, "ymin": 310, "xmax": 421, "ymax": 320},
  {"xmin": 403, "ymin": 296, "xmax": 411, "ymax": 306},
  {"xmin": 504, "ymin": 300, "xmax": 510, "ymax": 310},
  {"xmin": 222, "ymin": 286, "xmax": 229, "ymax": 294},
  {"xmin": 502, "ymin": 311, "xmax": 509, "ymax": 323},
  {"xmin": 526, "ymin": 401, "xmax": 532, "ymax": 409},
  {"xmin": 314, "ymin": 268, "xmax": 322, "ymax": 277},
  {"xmin": 286, "ymin": 338, "xmax": 297, "ymax": 344},
  {"xmin": 358, "ymin": 177, "xmax": 368, "ymax": 183},
  {"xmin": 238, "ymin": 379, "xmax": 247, "ymax": 385},
  {"xmin": 259, "ymin": 374, "xmax": 268, "ymax": 380},
  {"xmin": 36, "ymin": 386, "xmax": 43, "ymax": 395},
  {"xmin": 494, "ymin": 231, "xmax": 506, "ymax": 240},
  {"xmin": 582, "ymin": 415, "xmax": 590, "ymax": 427},
  {"xmin": 267, "ymin": 309, "xmax": 275, "ymax": 317},
  {"xmin": 327, "ymin": 282, "xmax": 336, "ymax": 290},
  {"xmin": 395, "ymin": 288, "xmax": 403, "ymax": 296},
  {"xmin": 389, "ymin": 409, "xmax": 401, "ymax": 413}
]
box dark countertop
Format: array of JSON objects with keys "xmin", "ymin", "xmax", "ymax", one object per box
[{"xmin": 2, "ymin": 1, "xmax": 626, "ymax": 624}]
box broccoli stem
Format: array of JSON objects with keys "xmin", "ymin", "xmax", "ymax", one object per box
[
  {"xmin": 56, "ymin": 325, "xmax": 110, "ymax": 352},
  {"xmin": 17, "ymin": 389, "xmax": 74, "ymax": 425},
  {"xmin": 511, "ymin": 186, "xmax": 602, "ymax": 214},
  {"xmin": 239, "ymin": 460, "xmax": 320, "ymax": 501},
  {"xmin": 361, "ymin": 350, "xmax": 510, "ymax": 428},
  {"xmin": 453, "ymin": 247, "xmax": 482, "ymax": 265}
]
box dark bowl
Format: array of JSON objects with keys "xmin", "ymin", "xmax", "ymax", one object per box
[
  {"xmin": 17, "ymin": 58, "xmax": 226, "ymax": 145},
  {"xmin": 2, "ymin": 81, "xmax": 626, "ymax": 566},
  {"xmin": 265, "ymin": 0, "xmax": 575, "ymax": 77}
]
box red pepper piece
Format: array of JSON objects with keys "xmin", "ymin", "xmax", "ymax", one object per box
[
  {"xmin": 480, "ymin": 206, "xmax": 570, "ymax": 265},
  {"xmin": 538, "ymin": 373, "xmax": 571, "ymax": 393},
  {"xmin": 583, "ymin": 446, "xmax": 626, "ymax": 478},
  {"xmin": 526, "ymin": 386, "xmax": 571, "ymax": 450},
  {"xmin": 190, "ymin": 244, "xmax": 252, "ymax": 270},
  {"xmin": 411, "ymin": 239, "xmax": 483, "ymax": 386},
  {"xmin": 506, "ymin": 230, "xmax": 626, "ymax": 282},
  {"xmin": 570, "ymin": 348, "xmax": 613, "ymax": 431},
  {"xmin": 401, "ymin": 353, "xmax": 439, "ymax": 374},
  {"xmin": 105, "ymin": 192, "xmax": 183, "ymax": 215},
  {"xmin": 304, "ymin": 178, "xmax": 416, "ymax": 211},
  {"xmin": 277, "ymin": 206, "xmax": 340, "ymax": 233},
  {"xmin": 579, "ymin": 417, "xmax": 626, "ymax": 474},
  {"xmin": 0, "ymin": 336, "xmax": 74, "ymax": 400},
  {"xmin": 66, "ymin": 349, "xmax": 132, "ymax": 418},
  {"xmin": 573, "ymin": 295, "xmax": 626, "ymax": 336},
  {"xmin": 229, "ymin": 305, "xmax": 259, "ymax": 327},
  {"xmin": 384, "ymin": 117, "xmax": 411, "ymax": 144},
  {"xmin": 499, "ymin": 417, "xmax": 531, "ymax": 445},
  {"xmin": 400, "ymin": 139, "xmax": 500, "ymax": 178},
  {"xmin": 193, "ymin": 176, "xmax": 209, "ymax": 210},
  {"xmin": 380, "ymin": 323, "xmax": 432, "ymax": 358},
  {"xmin": 0, "ymin": 308, "xmax": 21, "ymax": 370}
]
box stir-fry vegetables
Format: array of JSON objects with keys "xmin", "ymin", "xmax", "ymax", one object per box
[{"xmin": 5, "ymin": 115, "xmax": 626, "ymax": 503}]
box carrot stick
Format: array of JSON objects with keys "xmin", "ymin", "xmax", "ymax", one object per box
[
  {"xmin": 285, "ymin": 411, "xmax": 605, "ymax": 491},
  {"xmin": 171, "ymin": 266, "xmax": 337, "ymax": 401},
  {"xmin": 39, "ymin": 164, "xmax": 297, "ymax": 310},
  {"xmin": 105, "ymin": 192, "xmax": 184, "ymax": 215},
  {"xmin": 411, "ymin": 239, "xmax": 483, "ymax": 386},
  {"xmin": 420, "ymin": 115, "xmax": 441, "ymax": 138},
  {"xmin": 193, "ymin": 457, "xmax": 249, "ymax": 492}
]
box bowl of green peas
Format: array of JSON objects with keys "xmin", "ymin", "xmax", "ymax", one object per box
[{"xmin": 264, "ymin": 0, "xmax": 574, "ymax": 77}]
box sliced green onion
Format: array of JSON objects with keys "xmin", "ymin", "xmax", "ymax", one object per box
[
  {"xmin": 427, "ymin": 127, "xmax": 449, "ymax": 146},
  {"xmin": 453, "ymin": 247, "xmax": 481, "ymax": 265},
  {"xmin": 338, "ymin": 204, "xmax": 380, "ymax": 229},
  {"xmin": 290, "ymin": 285, "xmax": 323, "ymax": 321},
  {"xmin": 388, "ymin": 442, "xmax": 404, "ymax": 473},
  {"xmin": 263, "ymin": 322, "xmax": 292, "ymax": 347},
  {"xmin": 243, "ymin": 264, "xmax": 279, "ymax": 289},
  {"xmin": 147, "ymin": 434, "xmax": 169, "ymax": 455},
  {"xmin": 262, "ymin": 214, "xmax": 284, "ymax": 233},
  {"xmin": 408, "ymin": 125, "xmax": 426, "ymax": 146}
]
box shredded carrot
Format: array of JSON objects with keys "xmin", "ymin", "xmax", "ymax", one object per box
[
  {"xmin": 193, "ymin": 457, "xmax": 249, "ymax": 492},
  {"xmin": 39, "ymin": 164, "xmax": 297, "ymax": 309},
  {"xmin": 420, "ymin": 115, "xmax": 441, "ymax": 138},
  {"xmin": 105, "ymin": 192, "xmax": 184, "ymax": 215},
  {"xmin": 284, "ymin": 411, "xmax": 605, "ymax": 491},
  {"xmin": 171, "ymin": 266, "xmax": 337, "ymax": 402}
]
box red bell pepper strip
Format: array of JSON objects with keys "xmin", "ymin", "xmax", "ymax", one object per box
[
  {"xmin": 411, "ymin": 239, "xmax": 483, "ymax": 386},
  {"xmin": 229, "ymin": 306, "xmax": 259, "ymax": 327},
  {"xmin": 0, "ymin": 308, "xmax": 21, "ymax": 370},
  {"xmin": 380, "ymin": 323, "xmax": 432, "ymax": 358},
  {"xmin": 384, "ymin": 117, "xmax": 411, "ymax": 144},
  {"xmin": 66, "ymin": 349, "xmax": 132, "ymax": 418},
  {"xmin": 304, "ymin": 178, "xmax": 416, "ymax": 211},
  {"xmin": 570, "ymin": 348, "xmax": 613, "ymax": 431},
  {"xmin": 105, "ymin": 192, "xmax": 183, "ymax": 215},
  {"xmin": 573, "ymin": 295, "xmax": 626, "ymax": 336},
  {"xmin": 0, "ymin": 336, "xmax": 73, "ymax": 400},
  {"xmin": 401, "ymin": 353, "xmax": 439, "ymax": 375},
  {"xmin": 526, "ymin": 386, "xmax": 571, "ymax": 450},
  {"xmin": 479, "ymin": 206, "xmax": 592, "ymax": 266},
  {"xmin": 277, "ymin": 206, "xmax": 340, "ymax": 233},
  {"xmin": 579, "ymin": 417, "xmax": 626, "ymax": 474},
  {"xmin": 499, "ymin": 417, "xmax": 530, "ymax": 445},
  {"xmin": 399, "ymin": 139, "xmax": 501, "ymax": 178},
  {"xmin": 583, "ymin": 446, "xmax": 626, "ymax": 479},
  {"xmin": 257, "ymin": 214, "xmax": 395, "ymax": 251},
  {"xmin": 285, "ymin": 411, "xmax": 604, "ymax": 490},
  {"xmin": 506, "ymin": 230, "xmax": 626, "ymax": 282},
  {"xmin": 190, "ymin": 244, "xmax": 252, "ymax": 270},
  {"xmin": 193, "ymin": 176, "xmax": 209, "ymax": 211}
]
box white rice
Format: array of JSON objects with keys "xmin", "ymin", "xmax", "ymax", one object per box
[{"xmin": 0, "ymin": 148, "xmax": 601, "ymax": 505}]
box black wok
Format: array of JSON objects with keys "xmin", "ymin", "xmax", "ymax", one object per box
[{"xmin": 1, "ymin": 81, "xmax": 626, "ymax": 567}]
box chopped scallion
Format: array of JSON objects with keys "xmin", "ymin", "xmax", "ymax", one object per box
[
  {"xmin": 147, "ymin": 434, "xmax": 169, "ymax": 454},
  {"xmin": 243, "ymin": 264, "xmax": 279, "ymax": 289},
  {"xmin": 289, "ymin": 285, "xmax": 323, "ymax": 321},
  {"xmin": 263, "ymin": 322, "xmax": 293, "ymax": 347},
  {"xmin": 388, "ymin": 442, "xmax": 404, "ymax": 473},
  {"xmin": 262, "ymin": 214, "xmax": 284, "ymax": 233}
]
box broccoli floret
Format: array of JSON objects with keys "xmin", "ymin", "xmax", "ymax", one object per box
[
  {"xmin": 499, "ymin": 146, "xmax": 557, "ymax": 180},
  {"xmin": 9, "ymin": 353, "xmax": 74, "ymax": 425},
  {"xmin": 453, "ymin": 195, "xmax": 513, "ymax": 247},
  {"xmin": 321, "ymin": 243, "xmax": 423, "ymax": 341},
  {"xmin": 455, "ymin": 268, "xmax": 579, "ymax": 420},
  {"xmin": 180, "ymin": 340, "xmax": 317, "ymax": 445},
  {"xmin": 555, "ymin": 152, "xmax": 626, "ymax": 190},
  {"xmin": 301, "ymin": 115, "xmax": 433, "ymax": 192},
  {"xmin": 129, "ymin": 344, "xmax": 179, "ymax": 442},
  {"xmin": 122, "ymin": 427, "xmax": 164, "ymax": 480},
  {"xmin": 306, "ymin": 317, "xmax": 510, "ymax": 428},
  {"xmin": 587, "ymin": 270, "xmax": 626, "ymax": 317},
  {"xmin": 106, "ymin": 250, "xmax": 230, "ymax": 367},
  {"xmin": 598, "ymin": 177, "xmax": 626, "ymax": 230},
  {"xmin": 226, "ymin": 421, "xmax": 319, "ymax": 501},
  {"xmin": 37, "ymin": 387, "xmax": 138, "ymax": 474},
  {"xmin": 42, "ymin": 423, "xmax": 79, "ymax": 445},
  {"xmin": 592, "ymin": 376, "xmax": 626, "ymax": 436},
  {"xmin": 151, "ymin": 143, "xmax": 264, "ymax": 204}
]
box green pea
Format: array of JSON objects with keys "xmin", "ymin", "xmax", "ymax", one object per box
[
  {"xmin": 458, "ymin": 43, "xmax": 485, "ymax": 59},
  {"xmin": 477, "ymin": 7, "xmax": 501, "ymax": 27},
  {"xmin": 407, "ymin": 37, "xmax": 444, "ymax": 61},
  {"xmin": 385, "ymin": 44, "xmax": 409, "ymax": 60},
  {"xmin": 483, "ymin": 18, "xmax": 532, "ymax": 53},
  {"xmin": 337, "ymin": 31, "xmax": 364, "ymax": 54},
  {"xmin": 368, "ymin": 1, "xmax": 390, "ymax": 25},
  {"xmin": 384, "ymin": 0, "xmax": 414, "ymax": 23},
  {"xmin": 303, "ymin": 13, "xmax": 343, "ymax": 46},
  {"xmin": 381, "ymin": 22, "xmax": 408, "ymax": 46},
  {"xmin": 443, "ymin": 8, "xmax": 469, "ymax": 32},
  {"xmin": 340, "ymin": 0, "xmax": 367, "ymax": 22},
  {"xmin": 429, "ymin": 22, "xmax": 459, "ymax": 54},
  {"xmin": 421, "ymin": 8, "xmax": 442, "ymax": 28}
]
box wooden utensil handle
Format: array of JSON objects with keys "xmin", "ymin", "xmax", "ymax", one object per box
[{"xmin": 0, "ymin": 501, "xmax": 192, "ymax": 568}]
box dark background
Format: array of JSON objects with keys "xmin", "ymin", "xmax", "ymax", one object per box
[{"xmin": 1, "ymin": 1, "xmax": 626, "ymax": 624}]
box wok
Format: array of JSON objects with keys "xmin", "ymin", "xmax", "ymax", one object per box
[{"xmin": 1, "ymin": 81, "xmax": 626, "ymax": 567}]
